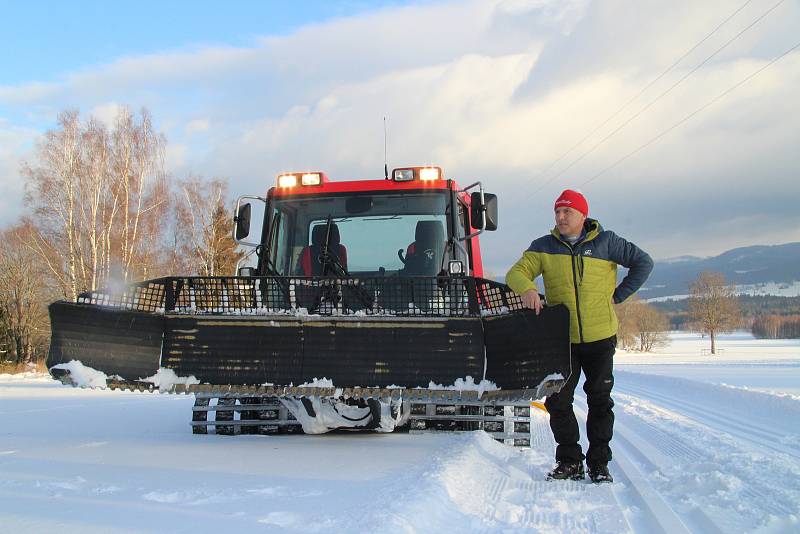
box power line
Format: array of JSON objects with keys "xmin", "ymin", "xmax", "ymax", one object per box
[
  {"xmin": 527, "ymin": 0, "xmax": 787, "ymax": 198},
  {"xmin": 580, "ymin": 39, "xmax": 800, "ymax": 188},
  {"xmin": 525, "ymin": 0, "xmax": 754, "ymax": 191}
]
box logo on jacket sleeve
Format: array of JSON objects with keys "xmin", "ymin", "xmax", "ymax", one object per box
[{"xmin": 584, "ymin": 249, "xmax": 593, "ymax": 256}]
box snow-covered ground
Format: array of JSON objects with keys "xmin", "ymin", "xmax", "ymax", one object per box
[
  {"xmin": 617, "ymin": 331, "xmax": 800, "ymax": 396},
  {"xmin": 1, "ymin": 332, "xmax": 798, "ymax": 533}
]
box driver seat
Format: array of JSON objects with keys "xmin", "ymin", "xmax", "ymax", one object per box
[
  {"xmin": 403, "ymin": 220, "xmax": 444, "ymax": 275},
  {"xmin": 299, "ymin": 224, "xmax": 348, "ymax": 276}
]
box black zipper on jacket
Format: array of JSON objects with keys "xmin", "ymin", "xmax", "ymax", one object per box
[
  {"xmin": 556, "ymin": 227, "xmax": 592, "ymax": 343},
  {"xmin": 570, "ymin": 249, "xmax": 584, "ymax": 343}
]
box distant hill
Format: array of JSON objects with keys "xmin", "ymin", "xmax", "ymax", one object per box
[{"xmin": 640, "ymin": 242, "xmax": 800, "ymax": 299}]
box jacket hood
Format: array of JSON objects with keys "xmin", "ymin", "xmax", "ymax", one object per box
[{"xmin": 551, "ymin": 218, "xmax": 603, "ymax": 242}]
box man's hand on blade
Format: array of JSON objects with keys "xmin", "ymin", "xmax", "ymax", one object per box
[{"xmin": 521, "ymin": 289, "xmax": 542, "ymax": 315}]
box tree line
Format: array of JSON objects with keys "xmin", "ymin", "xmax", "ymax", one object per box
[
  {"xmin": 751, "ymin": 315, "xmax": 800, "ymax": 339},
  {"xmin": 620, "ymin": 270, "xmax": 800, "ymax": 349},
  {"xmin": 616, "ymin": 272, "xmax": 742, "ymax": 354},
  {"xmin": 0, "ymin": 107, "xmax": 242, "ymax": 367},
  {"xmin": 653, "ymin": 294, "xmax": 800, "ymax": 330}
]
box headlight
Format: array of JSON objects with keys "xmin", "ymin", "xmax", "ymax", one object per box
[
  {"xmin": 277, "ymin": 174, "xmax": 298, "ymax": 188},
  {"xmin": 391, "ymin": 166, "xmax": 444, "ymax": 182},
  {"xmin": 302, "ymin": 173, "xmax": 322, "ymax": 185},
  {"xmin": 419, "ymin": 167, "xmax": 441, "ymax": 181},
  {"xmin": 448, "ymin": 260, "xmax": 464, "ymax": 275},
  {"xmin": 393, "ymin": 169, "xmax": 415, "ymax": 182}
]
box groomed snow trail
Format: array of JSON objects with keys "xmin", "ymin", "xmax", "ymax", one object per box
[
  {"xmin": 608, "ymin": 370, "xmax": 800, "ymax": 533},
  {"xmin": 1, "ymin": 362, "xmax": 799, "ymax": 533}
]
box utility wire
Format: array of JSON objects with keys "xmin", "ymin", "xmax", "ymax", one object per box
[
  {"xmin": 527, "ymin": 0, "xmax": 787, "ymax": 198},
  {"xmin": 580, "ymin": 39, "xmax": 800, "ymax": 188},
  {"xmin": 527, "ymin": 0, "xmax": 754, "ymax": 190}
]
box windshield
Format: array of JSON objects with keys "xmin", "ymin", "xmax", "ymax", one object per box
[{"xmin": 263, "ymin": 190, "xmax": 458, "ymax": 276}]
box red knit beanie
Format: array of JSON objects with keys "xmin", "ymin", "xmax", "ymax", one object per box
[{"xmin": 554, "ymin": 189, "xmax": 588, "ymax": 217}]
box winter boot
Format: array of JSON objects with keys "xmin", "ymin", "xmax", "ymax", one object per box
[
  {"xmin": 588, "ymin": 463, "xmax": 613, "ymax": 483},
  {"xmin": 546, "ymin": 461, "xmax": 585, "ymax": 481}
]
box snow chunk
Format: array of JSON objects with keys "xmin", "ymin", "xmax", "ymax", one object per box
[
  {"xmin": 50, "ymin": 360, "xmax": 110, "ymax": 388},
  {"xmin": 140, "ymin": 368, "xmax": 200, "ymax": 392},
  {"xmin": 426, "ymin": 375, "xmax": 499, "ymax": 397},
  {"xmin": 541, "ymin": 372, "xmax": 565, "ymax": 385},
  {"xmin": 298, "ymin": 377, "xmax": 334, "ymax": 388},
  {"xmin": 279, "ymin": 395, "xmax": 407, "ymax": 434}
]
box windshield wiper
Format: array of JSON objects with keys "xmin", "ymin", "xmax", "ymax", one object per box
[
  {"xmin": 316, "ymin": 215, "xmax": 373, "ymax": 310},
  {"xmin": 256, "ymin": 212, "xmax": 291, "ymax": 304},
  {"xmin": 261, "ymin": 212, "xmax": 283, "ymax": 278},
  {"xmin": 318, "ymin": 215, "xmax": 349, "ymax": 277},
  {"xmin": 363, "ymin": 215, "xmax": 401, "ymax": 221}
]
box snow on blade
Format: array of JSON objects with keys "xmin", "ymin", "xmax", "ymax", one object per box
[
  {"xmin": 297, "ymin": 377, "xmax": 335, "ymax": 388},
  {"xmin": 140, "ymin": 368, "xmax": 200, "ymax": 392},
  {"xmin": 426, "ymin": 375, "xmax": 499, "ymax": 396},
  {"xmin": 50, "ymin": 360, "xmax": 110, "ymax": 388}
]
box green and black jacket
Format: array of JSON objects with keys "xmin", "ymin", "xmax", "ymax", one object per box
[{"xmin": 506, "ymin": 219, "xmax": 653, "ymax": 344}]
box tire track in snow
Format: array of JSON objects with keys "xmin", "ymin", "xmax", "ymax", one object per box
[
  {"xmin": 616, "ymin": 382, "xmax": 799, "ymax": 457},
  {"xmin": 611, "ymin": 389, "xmax": 799, "ymax": 520},
  {"xmin": 591, "ymin": 383, "xmax": 800, "ymax": 532}
]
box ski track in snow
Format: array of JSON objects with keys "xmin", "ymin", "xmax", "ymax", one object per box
[
  {"xmin": 606, "ymin": 371, "xmax": 800, "ymax": 533},
  {"xmin": 1, "ymin": 334, "xmax": 799, "ymax": 533}
]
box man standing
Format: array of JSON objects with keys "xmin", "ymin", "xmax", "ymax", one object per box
[{"xmin": 506, "ymin": 189, "xmax": 653, "ymax": 483}]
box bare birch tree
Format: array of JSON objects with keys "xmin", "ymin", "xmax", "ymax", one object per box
[
  {"xmin": 107, "ymin": 108, "xmax": 168, "ymax": 282},
  {"xmin": 21, "ymin": 107, "xmax": 169, "ymax": 299},
  {"xmin": 615, "ymin": 295, "xmax": 669, "ymax": 352},
  {"xmin": 689, "ymin": 271, "xmax": 741, "ymax": 354},
  {"xmin": 634, "ymin": 302, "xmax": 670, "ymax": 352},
  {"xmin": 174, "ymin": 176, "xmax": 243, "ymax": 276},
  {"xmin": 21, "ymin": 111, "xmax": 83, "ymax": 299},
  {"xmin": 0, "ymin": 223, "xmax": 52, "ymax": 364}
]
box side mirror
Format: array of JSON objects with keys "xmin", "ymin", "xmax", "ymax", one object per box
[
  {"xmin": 470, "ymin": 192, "xmax": 498, "ymax": 231},
  {"xmin": 234, "ymin": 202, "xmax": 251, "ymax": 241}
]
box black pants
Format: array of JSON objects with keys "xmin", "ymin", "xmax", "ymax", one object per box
[{"xmin": 544, "ymin": 335, "xmax": 616, "ymax": 466}]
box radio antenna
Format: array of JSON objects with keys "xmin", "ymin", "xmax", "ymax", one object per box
[{"xmin": 384, "ymin": 116, "xmax": 389, "ymax": 180}]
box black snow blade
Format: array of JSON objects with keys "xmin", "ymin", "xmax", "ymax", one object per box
[
  {"xmin": 46, "ymin": 276, "xmax": 571, "ymax": 400},
  {"xmin": 483, "ymin": 305, "xmax": 571, "ymax": 396},
  {"xmin": 47, "ymin": 301, "xmax": 163, "ymax": 380}
]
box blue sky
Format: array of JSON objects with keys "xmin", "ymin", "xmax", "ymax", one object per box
[
  {"xmin": 1, "ymin": 1, "xmax": 418, "ymax": 85},
  {"xmin": 1, "ymin": 0, "xmax": 799, "ymax": 273}
]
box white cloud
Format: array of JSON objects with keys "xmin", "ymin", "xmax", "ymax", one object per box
[
  {"xmin": 0, "ymin": 81, "xmax": 59, "ymax": 104},
  {"xmin": 0, "ymin": 120, "xmax": 39, "ymax": 225},
  {"xmin": 90, "ymin": 102, "xmax": 123, "ymax": 127},
  {"xmin": 496, "ymin": 0, "xmax": 588, "ymax": 35},
  {"xmin": 185, "ymin": 118, "xmax": 210, "ymax": 135},
  {"xmin": 0, "ymin": 0, "xmax": 798, "ymax": 264}
]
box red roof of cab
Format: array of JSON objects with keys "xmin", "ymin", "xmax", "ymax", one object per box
[{"xmin": 269, "ymin": 178, "xmax": 459, "ymax": 197}]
